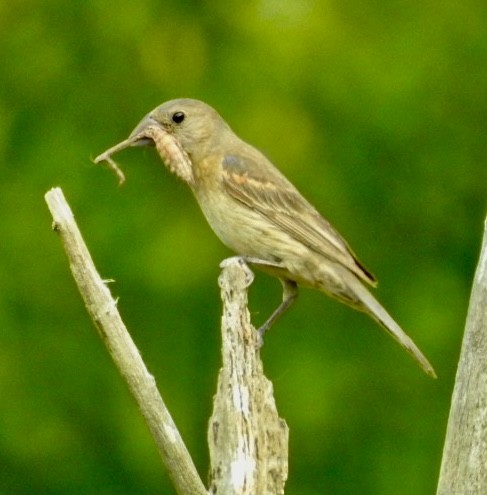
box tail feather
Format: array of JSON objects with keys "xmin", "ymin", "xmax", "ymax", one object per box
[{"xmin": 346, "ymin": 273, "xmax": 436, "ymax": 378}]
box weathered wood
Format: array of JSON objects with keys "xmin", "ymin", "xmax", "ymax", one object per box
[
  {"xmin": 45, "ymin": 187, "xmax": 290, "ymax": 495},
  {"xmin": 208, "ymin": 257, "xmax": 289, "ymax": 495},
  {"xmin": 437, "ymin": 218, "xmax": 487, "ymax": 494},
  {"xmin": 44, "ymin": 187, "xmax": 206, "ymax": 495}
]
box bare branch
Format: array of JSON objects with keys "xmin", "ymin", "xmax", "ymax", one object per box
[
  {"xmin": 437, "ymin": 217, "xmax": 487, "ymax": 494},
  {"xmin": 44, "ymin": 187, "xmax": 206, "ymax": 495}
]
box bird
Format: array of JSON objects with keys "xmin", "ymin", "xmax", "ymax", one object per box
[{"xmin": 94, "ymin": 98, "xmax": 436, "ymax": 378}]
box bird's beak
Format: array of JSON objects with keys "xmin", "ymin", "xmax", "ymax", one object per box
[
  {"xmin": 94, "ymin": 114, "xmax": 167, "ymax": 185},
  {"xmin": 128, "ymin": 115, "xmax": 160, "ymax": 147}
]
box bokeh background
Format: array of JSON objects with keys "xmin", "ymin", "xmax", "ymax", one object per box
[{"xmin": 1, "ymin": 1, "xmax": 486, "ymax": 493}]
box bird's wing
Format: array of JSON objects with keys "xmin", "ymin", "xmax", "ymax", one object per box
[{"xmin": 221, "ymin": 154, "xmax": 377, "ymax": 286}]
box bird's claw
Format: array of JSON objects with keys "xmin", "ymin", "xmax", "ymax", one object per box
[{"xmin": 219, "ymin": 256, "xmax": 255, "ymax": 287}]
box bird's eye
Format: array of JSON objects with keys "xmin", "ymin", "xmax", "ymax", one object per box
[{"xmin": 172, "ymin": 112, "xmax": 185, "ymax": 124}]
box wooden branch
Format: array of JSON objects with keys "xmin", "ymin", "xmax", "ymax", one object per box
[
  {"xmin": 45, "ymin": 186, "xmax": 289, "ymax": 495},
  {"xmin": 44, "ymin": 187, "xmax": 206, "ymax": 495},
  {"xmin": 208, "ymin": 257, "xmax": 289, "ymax": 495},
  {"xmin": 437, "ymin": 217, "xmax": 487, "ymax": 494}
]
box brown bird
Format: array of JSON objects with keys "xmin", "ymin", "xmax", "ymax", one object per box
[{"xmin": 95, "ymin": 98, "xmax": 436, "ymax": 378}]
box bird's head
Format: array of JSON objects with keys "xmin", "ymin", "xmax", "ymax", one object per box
[
  {"xmin": 94, "ymin": 98, "xmax": 234, "ymax": 186},
  {"xmin": 130, "ymin": 98, "xmax": 231, "ymax": 160}
]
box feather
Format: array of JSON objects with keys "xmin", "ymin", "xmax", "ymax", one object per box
[{"xmin": 222, "ymin": 154, "xmax": 377, "ymax": 286}]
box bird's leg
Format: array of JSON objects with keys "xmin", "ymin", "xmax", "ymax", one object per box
[
  {"xmin": 221, "ymin": 256, "xmax": 298, "ymax": 345},
  {"xmin": 257, "ymin": 279, "xmax": 298, "ymax": 341},
  {"xmin": 236, "ymin": 257, "xmax": 299, "ymax": 340}
]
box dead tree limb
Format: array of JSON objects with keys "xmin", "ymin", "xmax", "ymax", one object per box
[
  {"xmin": 437, "ymin": 217, "xmax": 487, "ymax": 494},
  {"xmin": 208, "ymin": 257, "xmax": 289, "ymax": 494},
  {"xmin": 44, "ymin": 187, "xmax": 206, "ymax": 495},
  {"xmin": 45, "ymin": 187, "xmax": 289, "ymax": 495}
]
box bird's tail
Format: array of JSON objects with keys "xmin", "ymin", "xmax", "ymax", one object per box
[{"xmin": 346, "ymin": 273, "xmax": 437, "ymax": 378}]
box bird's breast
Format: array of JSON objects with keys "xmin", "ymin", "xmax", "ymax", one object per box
[{"xmin": 192, "ymin": 179, "xmax": 309, "ymax": 265}]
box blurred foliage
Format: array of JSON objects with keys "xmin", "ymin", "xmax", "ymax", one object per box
[{"xmin": 1, "ymin": 0, "xmax": 486, "ymax": 493}]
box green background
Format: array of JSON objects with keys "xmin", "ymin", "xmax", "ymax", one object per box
[{"xmin": 1, "ymin": 1, "xmax": 486, "ymax": 493}]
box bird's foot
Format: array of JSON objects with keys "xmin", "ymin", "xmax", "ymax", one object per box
[{"xmin": 219, "ymin": 256, "xmax": 255, "ymax": 287}]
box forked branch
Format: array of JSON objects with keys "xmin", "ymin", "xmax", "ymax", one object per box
[{"xmin": 45, "ymin": 187, "xmax": 289, "ymax": 495}]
